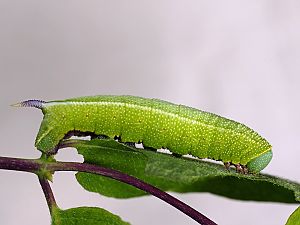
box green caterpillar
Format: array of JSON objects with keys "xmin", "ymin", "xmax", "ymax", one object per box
[{"xmin": 15, "ymin": 95, "xmax": 272, "ymax": 173}]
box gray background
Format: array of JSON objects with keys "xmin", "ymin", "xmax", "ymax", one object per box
[{"xmin": 0, "ymin": 1, "xmax": 299, "ymax": 224}]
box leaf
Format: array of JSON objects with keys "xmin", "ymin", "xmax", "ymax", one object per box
[
  {"xmin": 71, "ymin": 139, "xmax": 300, "ymax": 202},
  {"xmin": 286, "ymin": 206, "xmax": 300, "ymax": 225},
  {"xmin": 51, "ymin": 207, "xmax": 130, "ymax": 225}
]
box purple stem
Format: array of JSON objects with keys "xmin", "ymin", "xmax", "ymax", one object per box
[
  {"xmin": 0, "ymin": 157, "xmax": 216, "ymax": 225},
  {"xmin": 38, "ymin": 177, "xmax": 57, "ymax": 214},
  {"xmin": 0, "ymin": 157, "xmax": 40, "ymax": 172},
  {"xmin": 0, "ymin": 157, "xmax": 57, "ymax": 213}
]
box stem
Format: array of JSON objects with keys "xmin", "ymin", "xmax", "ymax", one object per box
[
  {"xmin": 0, "ymin": 157, "xmax": 57, "ymax": 214},
  {"xmin": 47, "ymin": 162, "xmax": 216, "ymax": 225},
  {"xmin": 0, "ymin": 156, "xmax": 216, "ymax": 225},
  {"xmin": 0, "ymin": 157, "xmax": 40, "ymax": 172},
  {"xmin": 38, "ymin": 176, "xmax": 57, "ymax": 214}
]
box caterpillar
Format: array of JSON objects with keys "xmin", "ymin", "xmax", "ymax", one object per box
[{"xmin": 14, "ymin": 95, "xmax": 272, "ymax": 173}]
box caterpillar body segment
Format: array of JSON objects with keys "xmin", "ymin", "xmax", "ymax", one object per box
[{"xmin": 16, "ymin": 95, "xmax": 272, "ymax": 173}]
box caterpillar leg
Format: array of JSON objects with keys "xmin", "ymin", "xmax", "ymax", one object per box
[
  {"xmin": 241, "ymin": 165, "xmax": 248, "ymax": 174},
  {"xmin": 223, "ymin": 162, "xmax": 248, "ymax": 174},
  {"xmin": 48, "ymin": 130, "xmax": 110, "ymax": 155},
  {"xmin": 234, "ymin": 163, "xmax": 248, "ymax": 174},
  {"xmin": 224, "ymin": 162, "xmax": 231, "ymax": 170},
  {"xmin": 124, "ymin": 142, "xmax": 136, "ymax": 147},
  {"xmin": 172, "ymin": 152, "xmax": 182, "ymax": 158},
  {"xmin": 91, "ymin": 134, "xmax": 109, "ymax": 140},
  {"xmin": 63, "ymin": 130, "xmax": 110, "ymax": 140},
  {"xmin": 63, "ymin": 130, "xmax": 96, "ymax": 139},
  {"xmin": 143, "ymin": 146, "xmax": 157, "ymax": 152},
  {"xmin": 235, "ymin": 163, "xmax": 243, "ymax": 173},
  {"xmin": 116, "ymin": 135, "xmax": 136, "ymax": 148},
  {"xmin": 114, "ymin": 135, "xmax": 121, "ymax": 141}
]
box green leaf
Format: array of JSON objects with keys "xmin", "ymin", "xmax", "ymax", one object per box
[
  {"xmin": 286, "ymin": 206, "xmax": 300, "ymax": 225},
  {"xmin": 72, "ymin": 139, "xmax": 300, "ymax": 202},
  {"xmin": 51, "ymin": 207, "xmax": 130, "ymax": 225}
]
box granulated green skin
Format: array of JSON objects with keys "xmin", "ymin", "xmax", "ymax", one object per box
[{"xmin": 35, "ymin": 95, "xmax": 272, "ymax": 172}]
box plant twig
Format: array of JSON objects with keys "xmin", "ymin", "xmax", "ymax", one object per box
[
  {"xmin": 0, "ymin": 156, "xmax": 216, "ymax": 225},
  {"xmin": 47, "ymin": 162, "xmax": 216, "ymax": 225},
  {"xmin": 38, "ymin": 177, "xmax": 57, "ymax": 214},
  {"xmin": 0, "ymin": 157, "xmax": 40, "ymax": 172}
]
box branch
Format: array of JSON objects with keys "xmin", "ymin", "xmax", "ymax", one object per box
[
  {"xmin": 47, "ymin": 162, "xmax": 216, "ymax": 225},
  {"xmin": 38, "ymin": 177, "xmax": 57, "ymax": 214},
  {"xmin": 0, "ymin": 157, "xmax": 40, "ymax": 172},
  {"xmin": 0, "ymin": 156, "xmax": 216, "ymax": 225},
  {"xmin": 0, "ymin": 157, "xmax": 57, "ymax": 214}
]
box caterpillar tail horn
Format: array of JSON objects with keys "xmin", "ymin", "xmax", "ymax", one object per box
[{"xmin": 11, "ymin": 99, "xmax": 46, "ymax": 109}]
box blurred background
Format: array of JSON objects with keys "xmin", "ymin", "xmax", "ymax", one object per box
[{"xmin": 0, "ymin": 1, "xmax": 299, "ymax": 224}]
